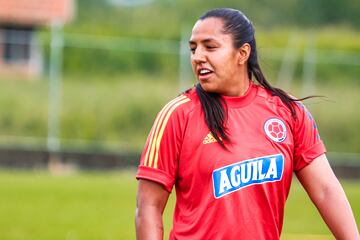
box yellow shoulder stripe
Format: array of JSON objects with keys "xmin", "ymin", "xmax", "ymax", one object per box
[{"xmin": 144, "ymin": 95, "xmax": 190, "ymax": 168}]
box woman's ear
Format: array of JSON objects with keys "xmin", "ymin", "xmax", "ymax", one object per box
[{"xmin": 238, "ymin": 43, "xmax": 251, "ymax": 65}]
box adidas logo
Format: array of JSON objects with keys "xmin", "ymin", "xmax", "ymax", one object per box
[{"xmin": 203, "ymin": 132, "xmax": 218, "ymax": 144}]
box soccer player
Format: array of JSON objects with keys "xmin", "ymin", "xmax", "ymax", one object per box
[{"xmin": 135, "ymin": 8, "xmax": 359, "ymax": 240}]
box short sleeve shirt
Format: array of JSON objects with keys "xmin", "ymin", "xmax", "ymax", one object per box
[{"xmin": 136, "ymin": 82, "xmax": 326, "ymax": 240}]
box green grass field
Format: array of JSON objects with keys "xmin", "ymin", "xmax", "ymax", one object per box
[{"xmin": 0, "ymin": 169, "xmax": 358, "ymax": 240}]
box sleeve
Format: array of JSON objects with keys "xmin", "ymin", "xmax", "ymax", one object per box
[
  {"xmin": 136, "ymin": 95, "xmax": 190, "ymax": 192},
  {"xmin": 293, "ymin": 102, "xmax": 326, "ymax": 172}
]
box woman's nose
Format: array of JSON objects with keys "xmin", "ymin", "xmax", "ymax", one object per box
[{"xmin": 191, "ymin": 49, "xmax": 206, "ymax": 63}]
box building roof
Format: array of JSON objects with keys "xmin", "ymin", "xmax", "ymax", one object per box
[{"xmin": 0, "ymin": 0, "xmax": 75, "ymax": 26}]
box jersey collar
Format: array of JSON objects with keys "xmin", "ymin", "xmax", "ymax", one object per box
[{"xmin": 221, "ymin": 81, "xmax": 257, "ymax": 108}]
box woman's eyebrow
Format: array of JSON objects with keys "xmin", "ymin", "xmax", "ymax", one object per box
[{"xmin": 189, "ymin": 38, "xmax": 217, "ymax": 45}]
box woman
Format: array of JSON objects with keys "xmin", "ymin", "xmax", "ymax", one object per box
[{"xmin": 135, "ymin": 8, "xmax": 359, "ymax": 240}]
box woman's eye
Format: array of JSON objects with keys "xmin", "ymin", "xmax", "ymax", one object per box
[
  {"xmin": 206, "ymin": 46, "xmax": 216, "ymax": 50},
  {"xmin": 189, "ymin": 47, "xmax": 196, "ymax": 53}
]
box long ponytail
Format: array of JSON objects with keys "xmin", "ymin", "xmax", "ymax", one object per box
[
  {"xmin": 195, "ymin": 84, "xmax": 229, "ymax": 148},
  {"xmin": 247, "ymin": 39, "xmax": 298, "ymax": 120}
]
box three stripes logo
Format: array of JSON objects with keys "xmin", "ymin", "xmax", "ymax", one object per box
[
  {"xmin": 203, "ymin": 132, "xmax": 218, "ymax": 144},
  {"xmin": 143, "ymin": 95, "xmax": 190, "ymax": 169}
]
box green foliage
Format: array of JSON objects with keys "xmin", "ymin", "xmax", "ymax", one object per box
[
  {"xmin": 4, "ymin": 0, "xmax": 360, "ymax": 153},
  {"xmin": 61, "ymin": 46, "xmax": 178, "ymax": 75},
  {"xmin": 59, "ymin": 75, "xmax": 178, "ymax": 150},
  {"xmin": 1, "ymin": 70, "xmax": 360, "ymax": 152},
  {"xmin": 72, "ymin": 0, "xmax": 360, "ymax": 33},
  {"xmin": 43, "ymin": 0, "xmax": 360, "ymax": 75},
  {"xmin": 0, "ymin": 75, "xmax": 179, "ymax": 151},
  {"xmin": 0, "ymin": 170, "xmax": 358, "ymax": 239},
  {"xmin": 0, "ymin": 80, "xmax": 48, "ymax": 138},
  {"xmin": 308, "ymin": 85, "xmax": 360, "ymax": 152}
]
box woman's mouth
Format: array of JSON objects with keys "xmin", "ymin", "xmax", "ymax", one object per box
[{"xmin": 198, "ymin": 68, "xmax": 213, "ymax": 80}]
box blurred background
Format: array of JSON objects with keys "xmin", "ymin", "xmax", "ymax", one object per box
[{"xmin": 0, "ymin": 0, "xmax": 359, "ymax": 239}]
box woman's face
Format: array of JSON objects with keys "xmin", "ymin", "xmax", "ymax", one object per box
[{"xmin": 189, "ymin": 17, "xmax": 246, "ymax": 96}]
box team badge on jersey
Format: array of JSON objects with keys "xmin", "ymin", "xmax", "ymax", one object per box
[
  {"xmin": 264, "ymin": 118, "xmax": 287, "ymax": 142},
  {"xmin": 212, "ymin": 154, "xmax": 284, "ymax": 198}
]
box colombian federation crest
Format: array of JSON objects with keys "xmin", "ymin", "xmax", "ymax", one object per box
[{"xmin": 264, "ymin": 118, "xmax": 287, "ymax": 142}]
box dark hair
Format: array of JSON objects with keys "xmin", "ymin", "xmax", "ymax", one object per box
[{"xmin": 195, "ymin": 8, "xmax": 309, "ymax": 148}]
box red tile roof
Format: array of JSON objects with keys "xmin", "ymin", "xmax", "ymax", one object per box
[{"xmin": 0, "ymin": 0, "xmax": 75, "ymax": 26}]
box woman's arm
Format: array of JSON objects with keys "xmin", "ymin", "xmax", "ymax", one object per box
[
  {"xmin": 135, "ymin": 179, "xmax": 170, "ymax": 240},
  {"xmin": 296, "ymin": 154, "xmax": 359, "ymax": 239}
]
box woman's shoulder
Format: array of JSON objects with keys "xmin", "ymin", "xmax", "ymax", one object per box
[
  {"xmin": 159, "ymin": 87, "xmax": 200, "ymax": 118},
  {"xmin": 255, "ymin": 85, "xmax": 287, "ymax": 107},
  {"xmin": 254, "ymin": 84, "xmax": 308, "ymax": 116},
  {"xmin": 182, "ymin": 87, "xmax": 200, "ymax": 103},
  {"xmin": 257, "ymin": 86, "xmax": 309, "ymax": 118}
]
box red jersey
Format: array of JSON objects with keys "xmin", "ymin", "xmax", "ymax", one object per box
[{"xmin": 136, "ymin": 81, "xmax": 326, "ymax": 239}]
